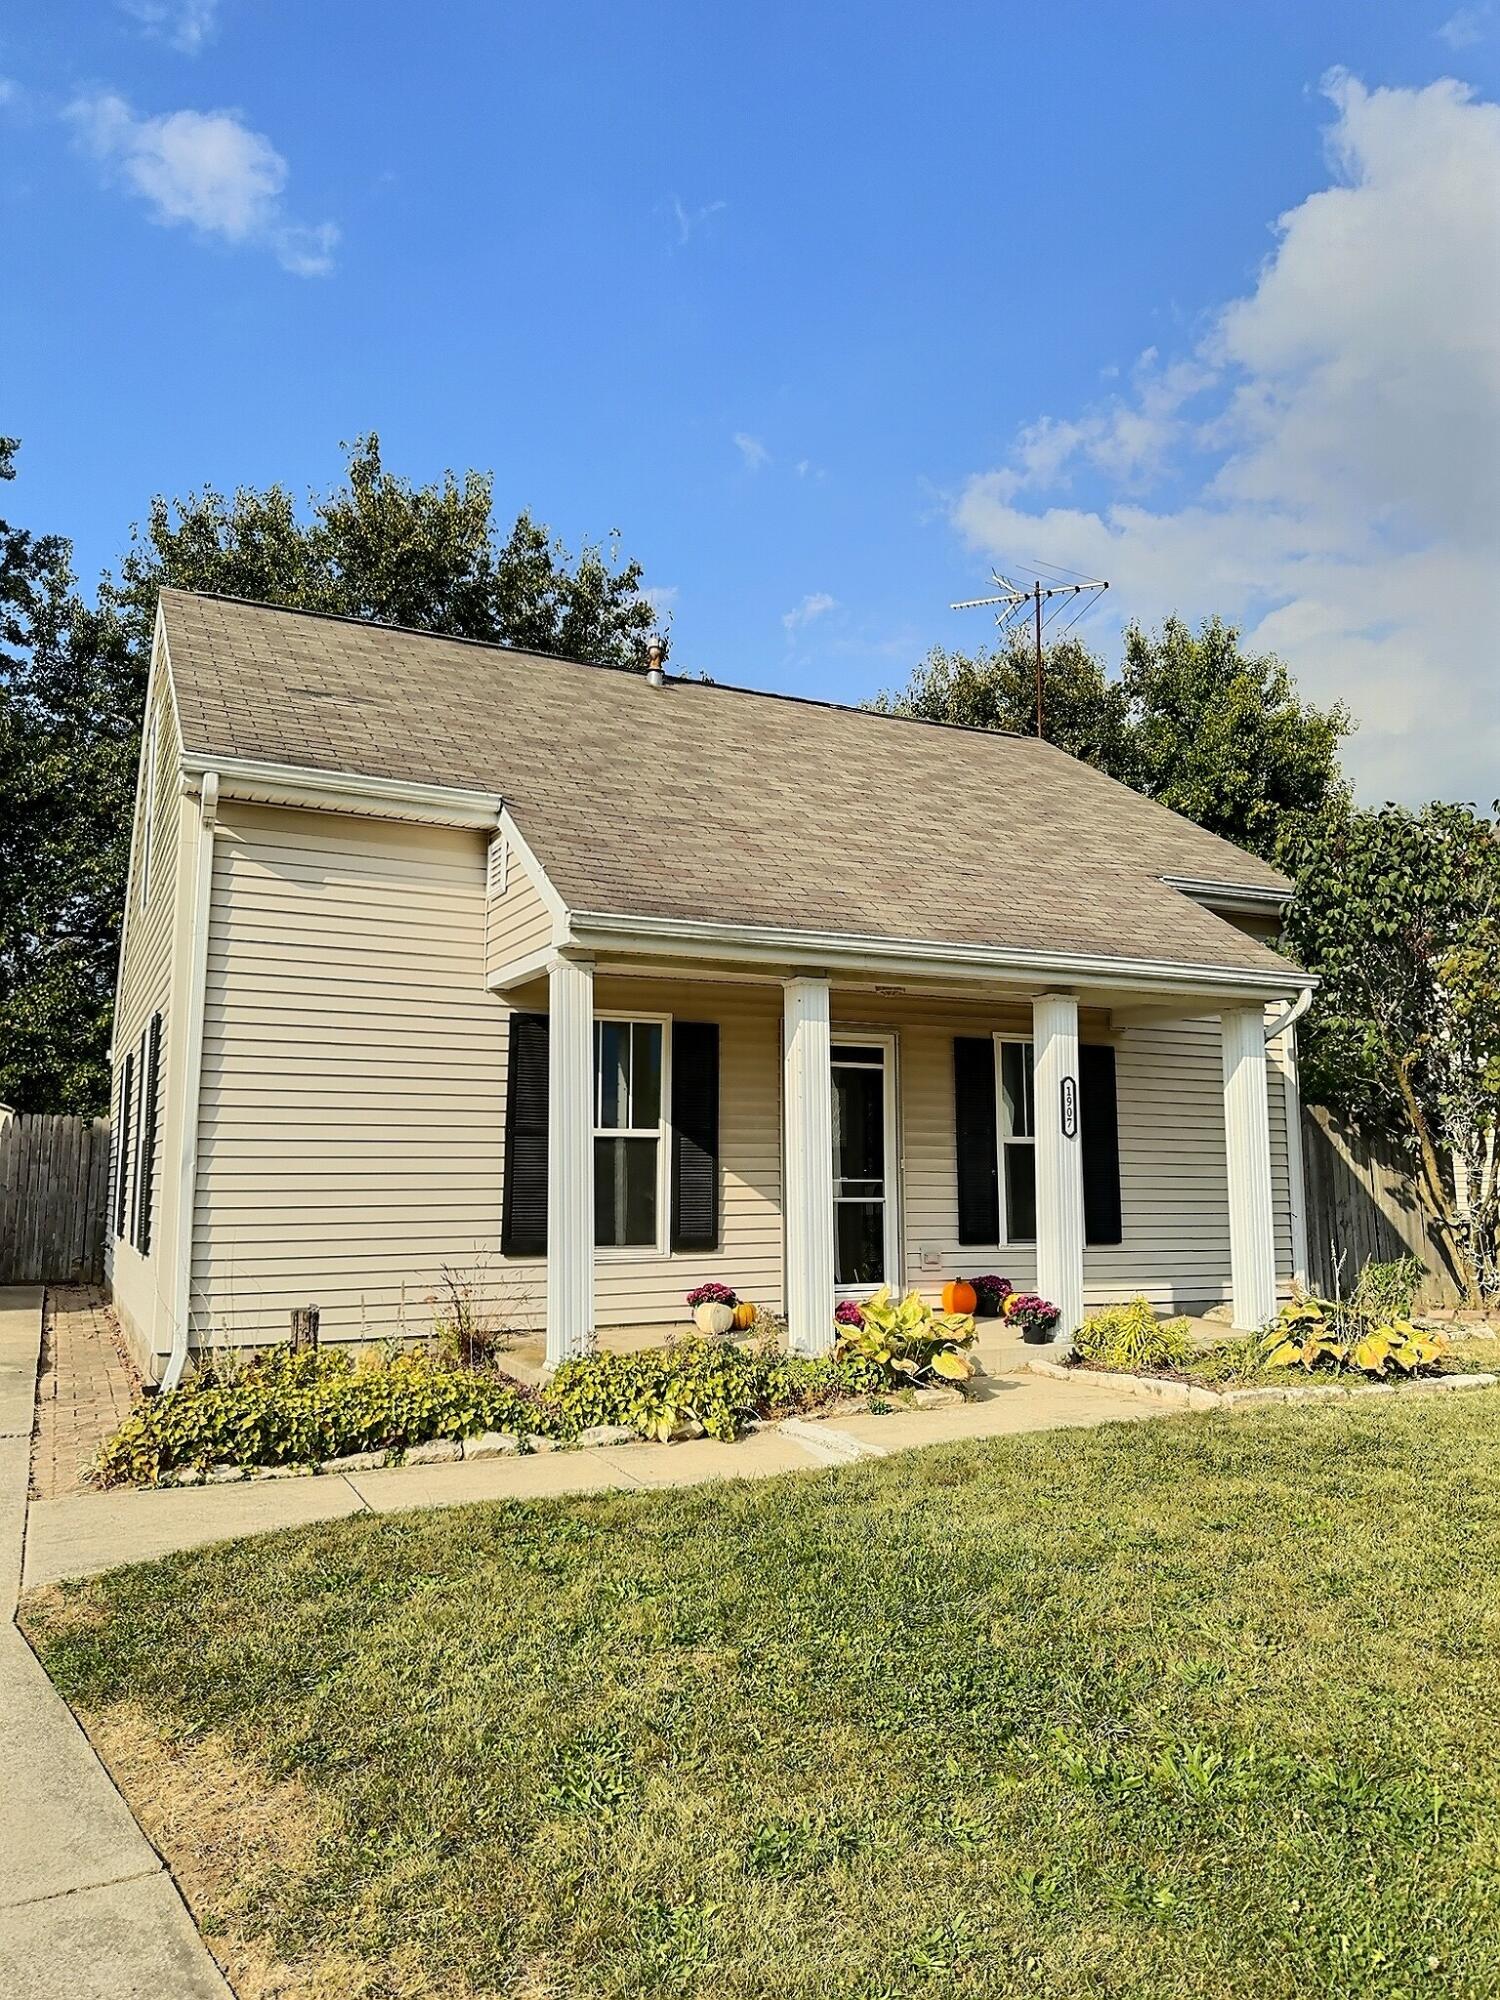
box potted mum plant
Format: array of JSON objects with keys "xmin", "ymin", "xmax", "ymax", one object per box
[
  {"xmin": 969, "ymin": 1274, "xmax": 1013, "ymax": 1318},
  {"xmin": 686, "ymin": 1281, "xmax": 738, "ymax": 1336},
  {"xmin": 1004, "ymin": 1292, "xmax": 1060, "ymax": 1344}
]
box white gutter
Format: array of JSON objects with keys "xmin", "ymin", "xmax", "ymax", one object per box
[
  {"xmin": 179, "ymin": 751, "xmax": 501, "ymax": 828},
  {"xmin": 1263, "ymin": 984, "xmax": 1313, "ymax": 1043},
  {"xmin": 1161, "ymin": 874, "xmax": 1291, "ymax": 913},
  {"xmin": 163, "ymin": 771, "xmax": 218, "ymax": 1392},
  {"xmin": 566, "ymin": 908, "xmax": 1315, "ymax": 1002}
]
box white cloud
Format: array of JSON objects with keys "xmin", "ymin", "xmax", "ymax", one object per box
[
  {"xmin": 1438, "ymin": 6, "xmax": 1489, "ymax": 49},
  {"xmin": 670, "ymin": 194, "xmax": 726, "ymax": 246},
  {"xmin": 782, "ymin": 591, "xmax": 838, "ymax": 634},
  {"xmin": 951, "ymin": 72, "xmax": 1500, "ymax": 805},
  {"xmin": 121, "ymin": 0, "xmax": 221, "ymax": 54},
  {"xmin": 66, "ymin": 90, "xmax": 336, "ymax": 275},
  {"xmin": 733, "ymin": 431, "xmax": 770, "ymax": 472}
]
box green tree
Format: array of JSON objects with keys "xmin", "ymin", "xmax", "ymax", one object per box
[
  {"xmin": 0, "ymin": 435, "xmax": 661, "ymax": 1115},
  {"xmin": 874, "ymin": 614, "xmax": 1351, "ymax": 863},
  {"xmin": 1283, "ymin": 800, "xmax": 1500, "ymax": 1303}
]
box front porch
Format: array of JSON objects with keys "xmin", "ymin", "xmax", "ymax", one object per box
[{"xmin": 492, "ymin": 951, "xmax": 1304, "ymax": 1370}]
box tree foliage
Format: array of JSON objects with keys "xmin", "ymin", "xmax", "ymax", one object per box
[
  {"xmin": 0, "ymin": 435, "xmax": 660, "ymax": 1114},
  {"xmin": 1283, "ymin": 801, "xmax": 1500, "ymax": 1302},
  {"xmin": 875, "ymin": 614, "xmax": 1351, "ymax": 863}
]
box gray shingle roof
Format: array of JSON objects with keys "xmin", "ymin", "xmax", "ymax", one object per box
[{"xmin": 161, "ymin": 590, "xmax": 1298, "ymax": 979}]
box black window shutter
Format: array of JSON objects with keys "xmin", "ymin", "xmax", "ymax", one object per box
[
  {"xmin": 671, "ymin": 1021, "xmax": 720, "ymax": 1252},
  {"xmin": 135, "ymin": 1013, "xmax": 163, "ymax": 1254},
  {"xmin": 953, "ymin": 1036, "xmax": 1000, "ymax": 1245},
  {"xmin": 1081, "ymin": 1042, "xmax": 1123, "ymax": 1245},
  {"xmin": 501, "ymin": 1012, "xmax": 549, "ymax": 1256},
  {"xmin": 113, "ymin": 1050, "xmax": 135, "ymax": 1240}
]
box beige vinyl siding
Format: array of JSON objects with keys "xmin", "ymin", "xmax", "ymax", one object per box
[
  {"xmin": 586, "ymin": 977, "xmax": 784, "ymax": 1325},
  {"xmin": 485, "ymin": 838, "xmax": 555, "ymax": 982},
  {"xmin": 107, "ymin": 659, "xmax": 183, "ymax": 1368},
  {"xmin": 191, "ymin": 803, "xmax": 520, "ymax": 1345},
  {"xmin": 879, "ymin": 997, "xmax": 1295, "ymax": 1316}
]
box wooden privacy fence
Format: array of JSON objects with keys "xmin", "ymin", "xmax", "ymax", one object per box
[
  {"xmin": 1301, "ymin": 1104, "xmax": 1461, "ymax": 1306},
  {"xmin": 0, "ymin": 1113, "xmax": 112, "ymax": 1285}
]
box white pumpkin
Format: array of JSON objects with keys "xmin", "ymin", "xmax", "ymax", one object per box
[{"xmin": 693, "ymin": 1301, "xmax": 735, "ymax": 1337}]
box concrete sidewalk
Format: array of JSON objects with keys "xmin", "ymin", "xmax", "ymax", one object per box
[
  {"xmin": 23, "ymin": 1370, "xmax": 1153, "ymax": 1589},
  {"xmin": 0, "ymin": 1287, "xmax": 230, "ymax": 2000}
]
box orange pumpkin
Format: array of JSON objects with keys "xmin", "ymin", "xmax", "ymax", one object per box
[
  {"xmin": 942, "ymin": 1280, "xmax": 978, "ymax": 1315},
  {"xmin": 732, "ymin": 1301, "xmax": 756, "ymax": 1331}
]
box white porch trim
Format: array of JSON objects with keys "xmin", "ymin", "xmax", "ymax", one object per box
[
  {"xmin": 783, "ymin": 976, "xmax": 836, "ymax": 1355},
  {"xmin": 1221, "ymin": 1004, "xmax": 1279, "ymax": 1331},
  {"xmin": 546, "ymin": 954, "xmax": 595, "ymax": 1365},
  {"xmin": 1032, "ymin": 993, "xmax": 1085, "ymax": 1349}
]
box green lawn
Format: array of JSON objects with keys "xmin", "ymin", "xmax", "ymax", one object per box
[{"xmin": 25, "ymin": 1395, "xmax": 1500, "ymax": 1999}]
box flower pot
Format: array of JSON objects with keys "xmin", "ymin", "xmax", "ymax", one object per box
[
  {"xmin": 694, "ymin": 1301, "xmax": 735, "ymax": 1337},
  {"xmin": 1021, "ymin": 1324, "xmax": 1055, "ymax": 1345}
]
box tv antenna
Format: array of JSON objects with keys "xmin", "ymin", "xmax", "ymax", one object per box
[{"xmin": 951, "ymin": 565, "xmax": 1109, "ymax": 738}]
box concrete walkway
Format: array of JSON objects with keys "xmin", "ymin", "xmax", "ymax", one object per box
[
  {"xmin": 24, "ymin": 1370, "xmax": 1152, "ymax": 1589},
  {"xmin": 0, "ymin": 1288, "xmax": 231, "ymax": 2000}
]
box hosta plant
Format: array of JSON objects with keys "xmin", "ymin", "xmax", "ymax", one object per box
[
  {"xmin": 1075, "ymin": 1298, "xmax": 1193, "ymax": 1373},
  {"xmin": 1259, "ymin": 1295, "xmax": 1446, "ymax": 1377},
  {"xmin": 833, "ymin": 1286, "xmax": 977, "ymax": 1383}
]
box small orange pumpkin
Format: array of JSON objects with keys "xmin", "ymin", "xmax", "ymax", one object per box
[
  {"xmin": 942, "ymin": 1280, "xmax": 978, "ymax": 1315},
  {"xmin": 732, "ymin": 1300, "xmax": 756, "ymax": 1331}
]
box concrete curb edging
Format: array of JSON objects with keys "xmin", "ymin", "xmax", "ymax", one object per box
[{"xmin": 1022, "ymin": 1354, "xmax": 1499, "ymax": 1410}]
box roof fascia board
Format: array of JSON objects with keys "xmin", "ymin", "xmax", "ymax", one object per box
[
  {"xmin": 566, "ymin": 909, "xmax": 1314, "ymax": 1002},
  {"xmin": 496, "ymin": 806, "xmax": 571, "ymax": 932},
  {"xmin": 1161, "ymin": 874, "xmax": 1290, "ymax": 913},
  {"xmin": 177, "ymin": 751, "xmax": 502, "ymax": 827}
]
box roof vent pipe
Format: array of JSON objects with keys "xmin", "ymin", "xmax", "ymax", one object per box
[{"xmin": 644, "ymin": 636, "xmax": 665, "ymax": 688}]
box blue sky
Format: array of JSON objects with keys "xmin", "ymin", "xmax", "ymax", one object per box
[{"xmin": 4, "ymin": 2, "xmax": 1498, "ymax": 801}]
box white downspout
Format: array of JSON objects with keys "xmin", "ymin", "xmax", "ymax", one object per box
[
  {"xmin": 1266, "ymin": 987, "xmax": 1313, "ymax": 1295},
  {"xmin": 162, "ymin": 771, "xmax": 218, "ymax": 1392}
]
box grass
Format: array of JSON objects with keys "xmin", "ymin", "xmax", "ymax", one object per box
[{"xmin": 23, "ymin": 1394, "xmax": 1500, "ymax": 1999}]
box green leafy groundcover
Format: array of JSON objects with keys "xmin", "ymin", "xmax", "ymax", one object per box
[
  {"xmin": 94, "ymin": 1339, "xmax": 887, "ymax": 1486},
  {"xmin": 28, "ymin": 1394, "xmax": 1500, "ymax": 1999}
]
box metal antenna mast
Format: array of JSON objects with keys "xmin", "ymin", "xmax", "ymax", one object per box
[{"xmin": 951, "ymin": 568, "xmax": 1109, "ymax": 738}]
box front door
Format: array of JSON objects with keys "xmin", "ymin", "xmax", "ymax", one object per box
[{"xmin": 831, "ymin": 1036, "xmax": 899, "ymax": 1293}]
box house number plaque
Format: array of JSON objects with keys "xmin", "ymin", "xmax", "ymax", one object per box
[{"xmin": 1060, "ymin": 1075, "xmax": 1078, "ymax": 1140}]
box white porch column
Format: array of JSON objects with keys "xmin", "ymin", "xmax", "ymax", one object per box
[
  {"xmin": 1221, "ymin": 1004, "xmax": 1278, "ymax": 1331},
  {"xmin": 1032, "ymin": 992, "xmax": 1085, "ymax": 1348},
  {"xmin": 783, "ymin": 975, "xmax": 836, "ymax": 1356},
  {"xmin": 546, "ymin": 953, "xmax": 594, "ymax": 1366}
]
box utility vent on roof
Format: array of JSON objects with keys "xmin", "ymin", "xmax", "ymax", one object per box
[{"xmin": 487, "ymin": 834, "xmax": 508, "ymax": 898}]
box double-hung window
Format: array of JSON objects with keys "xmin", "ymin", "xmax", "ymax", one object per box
[
  {"xmin": 594, "ymin": 1018, "xmax": 667, "ymax": 1249},
  {"xmin": 996, "ymin": 1037, "xmax": 1036, "ymax": 1243}
]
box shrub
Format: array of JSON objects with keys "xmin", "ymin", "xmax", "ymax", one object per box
[
  {"xmin": 95, "ymin": 1335, "xmax": 896, "ymax": 1484},
  {"xmin": 1075, "ymin": 1299, "xmax": 1193, "ymax": 1373},
  {"xmin": 94, "ymin": 1345, "xmax": 544, "ymax": 1487},
  {"xmin": 833, "ymin": 1286, "xmax": 977, "ymax": 1383}
]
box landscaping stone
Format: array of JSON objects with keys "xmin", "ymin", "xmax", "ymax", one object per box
[
  {"xmin": 463, "ymin": 1431, "xmax": 521, "ymax": 1458},
  {"xmin": 577, "ymin": 1424, "xmax": 637, "ymax": 1448},
  {"xmin": 321, "ymin": 1449, "xmax": 388, "ymax": 1473},
  {"xmin": 911, "ymin": 1386, "xmax": 965, "ymax": 1409},
  {"xmin": 403, "ymin": 1439, "xmax": 461, "ymax": 1466},
  {"xmin": 206, "ymin": 1464, "xmax": 246, "ymax": 1483},
  {"xmin": 668, "ymin": 1418, "xmax": 707, "ymax": 1442}
]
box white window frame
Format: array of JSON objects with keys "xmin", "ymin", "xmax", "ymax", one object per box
[
  {"xmin": 593, "ymin": 1010, "xmax": 672, "ymax": 1259},
  {"xmin": 992, "ymin": 1033, "xmax": 1036, "ymax": 1247},
  {"xmin": 831, "ymin": 1029, "xmax": 902, "ymax": 1299},
  {"xmin": 138, "ymin": 706, "xmax": 159, "ymax": 907}
]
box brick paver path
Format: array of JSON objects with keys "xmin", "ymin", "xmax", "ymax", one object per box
[{"xmin": 31, "ymin": 1287, "xmax": 141, "ymax": 1500}]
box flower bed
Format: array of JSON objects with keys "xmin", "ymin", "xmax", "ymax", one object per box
[{"xmin": 94, "ymin": 1300, "xmax": 976, "ymax": 1488}]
